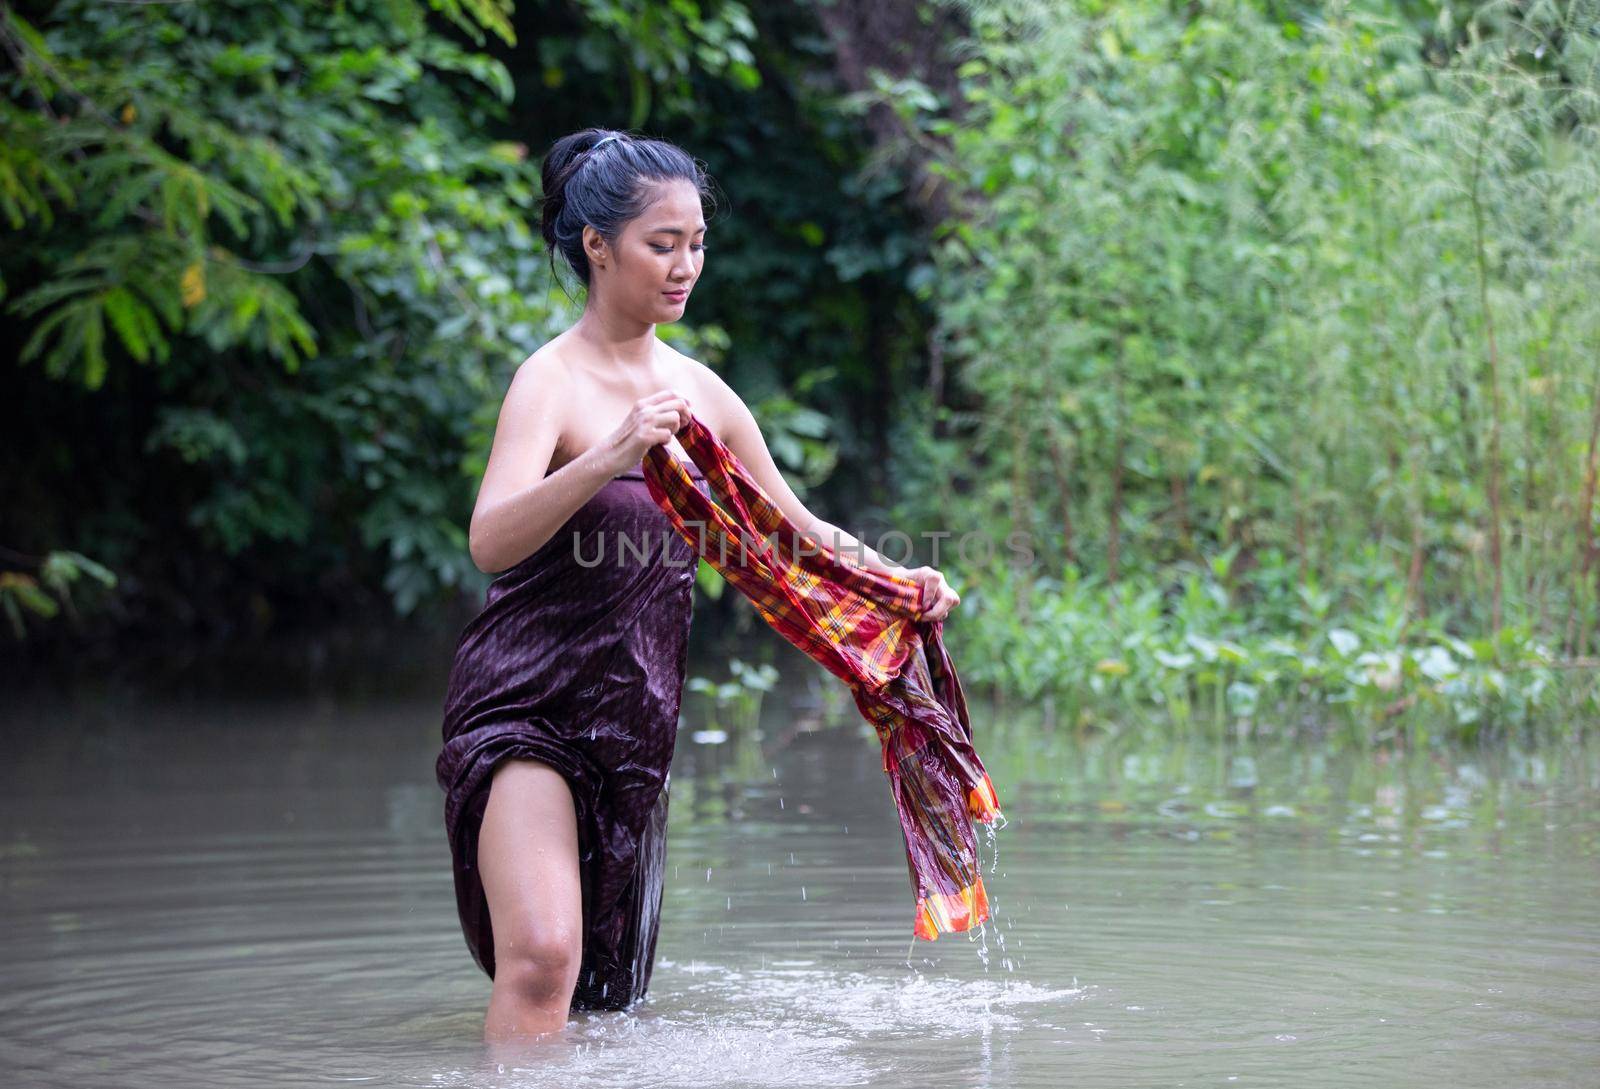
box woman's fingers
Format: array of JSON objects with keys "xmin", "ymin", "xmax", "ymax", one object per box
[
  {"xmin": 649, "ymin": 401, "xmax": 691, "ymax": 438},
  {"xmin": 636, "ymin": 389, "xmax": 693, "ymax": 433},
  {"xmin": 908, "ymin": 566, "xmax": 960, "ymax": 621}
]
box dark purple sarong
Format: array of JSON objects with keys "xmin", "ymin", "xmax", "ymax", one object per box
[{"xmin": 435, "ymin": 457, "xmax": 707, "ymax": 1010}]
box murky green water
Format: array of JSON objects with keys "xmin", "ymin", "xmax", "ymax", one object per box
[{"xmin": 3, "ymin": 637, "xmax": 1597, "ymax": 1087}]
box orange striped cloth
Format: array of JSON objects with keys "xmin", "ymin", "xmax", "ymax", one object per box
[{"xmin": 642, "ymin": 413, "xmax": 1002, "ymax": 939}]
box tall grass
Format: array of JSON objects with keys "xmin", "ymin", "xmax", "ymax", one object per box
[{"xmin": 884, "ymin": 0, "xmax": 1600, "ymax": 740}]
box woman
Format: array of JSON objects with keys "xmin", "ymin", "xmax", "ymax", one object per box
[{"xmin": 436, "ymin": 127, "xmax": 962, "ymax": 1044}]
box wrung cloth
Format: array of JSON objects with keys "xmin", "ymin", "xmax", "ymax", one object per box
[{"xmin": 642, "ymin": 412, "xmax": 1003, "ymax": 939}]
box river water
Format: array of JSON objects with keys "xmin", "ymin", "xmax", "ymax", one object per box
[{"xmin": 3, "ymin": 630, "xmax": 1597, "ymax": 1087}]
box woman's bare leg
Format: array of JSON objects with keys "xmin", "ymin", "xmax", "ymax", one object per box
[{"xmin": 476, "ymin": 758, "xmax": 584, "ymax": 1044}]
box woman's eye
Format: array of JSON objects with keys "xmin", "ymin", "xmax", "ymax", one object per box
[{"xmin": 652, "ymin": 243, "xmax": 709, "ymax": 252}]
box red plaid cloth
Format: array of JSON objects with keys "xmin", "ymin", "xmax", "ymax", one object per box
[{"xmin": 642, "ymin": 413, "xmax": 1002, "ymax": 939}]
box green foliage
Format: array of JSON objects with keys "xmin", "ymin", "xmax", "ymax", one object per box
[
  {"xmin": 877, "ymin": 0, "xmax": 1600, "ymax": 738},
  {"xmin": 0, "ymin": 0, "xmax": 751, "ymax": 623},
  {"xmin": 3, "ymin": 0, "xmax": 917, "ymax": 636},
  {"xmin": 0, "ymin": 549, "xmax": 117, "ymax": 638},
  {"xmin": 11, "ymin": 0, "xmax": 1590, "ymax": 746},
  {"xmin": 560, "ymin": 0, "xmax": 762, "ymax": 124},
  {"xmin": 951, "ymin": 548, "xmax": 1591, "ymax": 744},
  {"xmin": 687, "ymin": 656, "xmax": 779, "ymax": 736}
]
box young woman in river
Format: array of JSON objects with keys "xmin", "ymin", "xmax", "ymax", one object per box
[{"xmin": 435, "ymin": 127, "xmax": 962, "ymax": 1044}]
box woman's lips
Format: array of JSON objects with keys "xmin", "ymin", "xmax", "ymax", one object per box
[{"xmin": 663, "ymin": 288, "xmax": 689, "ymax": 302}]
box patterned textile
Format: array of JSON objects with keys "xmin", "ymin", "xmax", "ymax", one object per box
[{"xmin": 642, "ymin": 413, "xmax": 1003, "ymax": 939}]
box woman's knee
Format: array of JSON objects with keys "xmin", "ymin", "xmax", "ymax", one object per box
[{"xmin": 494, "ymin": 923, "xmax": 582, "ymax": 1002}]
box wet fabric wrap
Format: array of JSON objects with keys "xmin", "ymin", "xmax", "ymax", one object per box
[
  {"xmin": 641, "ymin": 412, "xmax": 1003, "ymax": 940},
  {"xmin": 436, "ymin": 455, "xmax": 710, "ymax": 1011}
]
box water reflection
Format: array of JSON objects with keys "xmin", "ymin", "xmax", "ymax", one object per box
[{"xmin": 2, "ymin": 638, "xmax": 1597, "ymax": 1088}]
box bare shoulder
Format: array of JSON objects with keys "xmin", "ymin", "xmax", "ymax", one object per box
[
  {"xmin": 501, "ymin": 342, "xmax": 576, "ymax": 420},
  {"xmin": 511, "ymin": 342, "xmax": 575, "ymax": 393}
]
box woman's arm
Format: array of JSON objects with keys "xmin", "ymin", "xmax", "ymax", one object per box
[
  {"xmin": 804, "ymin": 517, "xmax": 909, "ymax": 576},
  {"xmin": 809, "ymin": 514, "xmax": 962, "ymax": 622},
  {"xmin": 699, "ymin": 370, "xmax": 849, "ymax": 557},
  {"xmin": 697, "ymin": 364, "xmax": 960, "ymax": 619},
  {"xmin": 469, "ymin": 356, "xmax": 601, "ymax": 574}
]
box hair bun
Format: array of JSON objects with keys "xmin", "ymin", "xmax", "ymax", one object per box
[{"xmin": 537, "ymin": 128, "xmax": 715, "ymax": 288}]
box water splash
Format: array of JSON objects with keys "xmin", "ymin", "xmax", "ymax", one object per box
[
  {"xmin": 432, "ymin": 962, "xmax": 1087, "ymax": 1088},
  {"xmin": 983, "ymin": 819, "xmax": 1001, "ymax": 875},
  {"xmin": 972, "ymin": 816, "xmax": 1014, "ymax": 971},
  {"xmin": 664, "ymin": 960, "xmax": 1086, "ymax": 1041}
]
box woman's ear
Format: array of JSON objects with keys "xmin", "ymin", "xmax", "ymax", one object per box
[{"xmin": 582, "ymin": 224, "xmax": 610, "ymax": 270}]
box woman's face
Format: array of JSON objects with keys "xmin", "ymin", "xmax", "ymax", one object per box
[{"xmin": 584, "ymin": 178, "xmax": 705, "ymax": 324}]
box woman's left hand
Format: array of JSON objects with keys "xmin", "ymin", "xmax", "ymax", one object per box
[{"xmin": 905, "ymin": 565, "xmax": 961, "ymax": 622}]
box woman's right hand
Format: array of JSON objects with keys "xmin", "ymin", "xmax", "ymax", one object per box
[{"xmin": 605, "ymin": 389, "xmax": 693, "ymax": 474}]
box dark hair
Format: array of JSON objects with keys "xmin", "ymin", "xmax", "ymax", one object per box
[{"xmin": 538, "ymin": 127, "xmax": 716, "ymax": 288}]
